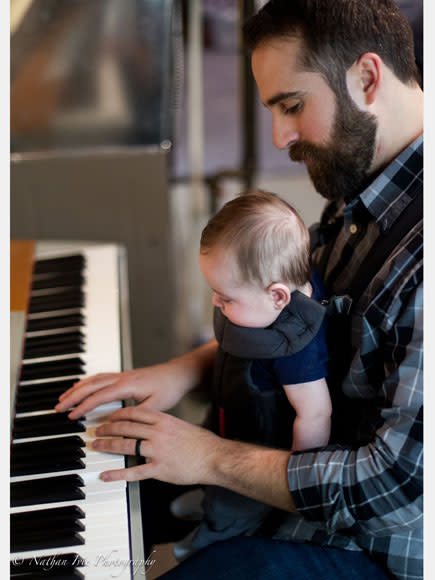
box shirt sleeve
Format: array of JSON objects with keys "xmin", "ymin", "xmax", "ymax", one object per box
[
  {"xmin": 287, "ymin": 284, "xmax": 423, "ymax": 536},
  {"xmin": 273, "ymin": 321, "xmax": 329, "ymax": 385}
]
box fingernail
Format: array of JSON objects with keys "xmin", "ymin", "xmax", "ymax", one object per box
[{"xmin": 100, "ymin": 473, "xmax": 109, "ymax": 481}]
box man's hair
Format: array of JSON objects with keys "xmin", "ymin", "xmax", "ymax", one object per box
[
  {"xmin": 200, "ymin": 190, "xmax": 311, "ymax": 288},
  {"xmin": 243, "ymin": 0, "xmax": 421, "ymax": 95}
]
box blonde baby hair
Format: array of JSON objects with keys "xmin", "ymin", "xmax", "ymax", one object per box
[{"xmin": 200, "ymin": 190, "xmax": 311, "ymax": 288}]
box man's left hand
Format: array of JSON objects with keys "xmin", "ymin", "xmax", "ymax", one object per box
[{"xmin": 93, "ymin": 406, "xmax": 221, "ymax": 484}]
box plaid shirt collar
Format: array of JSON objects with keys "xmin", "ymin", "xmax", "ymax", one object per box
[{"xmin": 344, "ymin": 134, "xmax": 423, "ymax": 233}]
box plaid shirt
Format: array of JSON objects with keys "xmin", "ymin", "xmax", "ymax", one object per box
[{"xmin": 275, "ymin": 136, "xmax": 423, "ymax": 580}]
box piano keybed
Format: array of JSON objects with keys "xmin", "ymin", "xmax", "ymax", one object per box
[{"xmin": 10, "ymin": 243, "xmax": 144, "ymax": 579}]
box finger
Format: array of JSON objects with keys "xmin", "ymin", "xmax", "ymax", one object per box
[
  {"xmin": 95, "ymin": 420, "xmax": 152, "ymax": 441},
  {"xmin": 100, "ymin": 464, "xmax": 153, "ymax": 482},
  {"xmin": 108, "ymin": 404, "xmax": 159, "ymax": 424},
  {"xmin": 56, "ymin": 380, "xmax": 113, "ymax": 414},
  {"xmin": 56, "ymin": 382, "xmax": 128, "ymax": 419},
  {"xmin": 58, "ymin": 373, "xmax": 115, "ymax": 402},
  {"xmin": 92, "ymin": 436, "xmax": 131, "ymax": 455},
  {"xmin": 92, "ymin": 435, "xmax": 152, "ymax": 457}
]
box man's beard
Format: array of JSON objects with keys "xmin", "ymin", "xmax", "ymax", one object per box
[{"xmin": 289, "ymin": 96, "xmax": 378, "ymax": 202}]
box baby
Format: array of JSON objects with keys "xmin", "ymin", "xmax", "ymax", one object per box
[{"xmin": 173, "ymin": 190, "xmax": 331, "ymax": 560}]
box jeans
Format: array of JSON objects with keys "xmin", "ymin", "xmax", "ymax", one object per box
[{"xmin": 156, "ymin": 536, "xmax": 392, "ymax": 580}]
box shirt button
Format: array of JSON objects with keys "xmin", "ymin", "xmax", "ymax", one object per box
[{"xmin": 349, "ymin": 224, "xmax": 358, "ymax": 234}]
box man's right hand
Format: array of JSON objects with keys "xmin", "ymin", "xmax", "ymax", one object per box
[
  {"xmin": 55, "ymin": 364, "xmax": 184, "ymax": 420},
  {"xmin": 55, "ymin": 339, "xmax": 218, "ymax": 420}
]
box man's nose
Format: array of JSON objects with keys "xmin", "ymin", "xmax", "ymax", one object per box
[{"xmin": 272, "ymin": 115, "xmax": 299, "ymax": 150}]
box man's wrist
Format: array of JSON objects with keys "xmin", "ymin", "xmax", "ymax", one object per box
[{"xmin": 167, "ymin": 339, "xmax": 218, "ymax": 397}]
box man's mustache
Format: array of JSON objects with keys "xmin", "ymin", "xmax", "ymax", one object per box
[{"xmin": 288, "ymin": 142, "xmax": 325, "ymax": 163}]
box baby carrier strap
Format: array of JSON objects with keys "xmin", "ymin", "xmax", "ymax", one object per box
[
  {"xmin": 323, "ymin": 185, "xmax": 422, "ymax": 444},
  {"xmin": 325, "ymin": 185, "xmax": 422, "ymax": 317}
]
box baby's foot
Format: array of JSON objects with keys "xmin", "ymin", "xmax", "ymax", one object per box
[
  {"xmin": 169, "ymin": 488, "xmax": 205, "ymax": 521},
  {"xmin": 173, "ymin": 528, "xmax": 200, "ymax": 562}
]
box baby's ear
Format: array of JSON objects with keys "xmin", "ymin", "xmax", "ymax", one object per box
[{"xmin": 267, "ymin": 283, "xmax": 292, "ymax": 310}]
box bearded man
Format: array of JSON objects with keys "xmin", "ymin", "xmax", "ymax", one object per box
[{"xmin": 56, "ymin": 1, "xmax": 423, "ymax": 579}]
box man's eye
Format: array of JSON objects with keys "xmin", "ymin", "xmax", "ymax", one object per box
[{"xmin": 283, "ymin": 102, "xmax": 303, "ymax": 115}]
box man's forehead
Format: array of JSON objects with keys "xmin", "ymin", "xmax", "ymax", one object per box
[
  {"xmin": 251, "ymin": 38, "xmax": 339, "ymax": 112},
  {"xmin": 252, "ymin": 37, "xmax": 299, "ymax": 65},
  {"xmin": 251, "ymin": 38, "xmax": 306, "ymax": 100}
]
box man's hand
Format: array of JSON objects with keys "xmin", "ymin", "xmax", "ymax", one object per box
[
  {"xmin": 93, "ymin": 406, "xmax": 221, "ymax": 485},
  {"xmin": 55, "ymin": 340, "xmax": 218, "ymax": 420},
  {"xmin": 93, "ymin": 405, "xmax": 296, "ymax": 513},
  {"xmin": 55, "ymin": 365, "xmax": 187, "ymax": 420}
]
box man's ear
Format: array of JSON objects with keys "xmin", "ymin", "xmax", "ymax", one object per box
[
  {"xmin": 346, "ymin": 52, "xmax": 383, "ymax": 107},
  {"xmin": 267, "ymin": 283, "xmax": 292, "ymax": 310}
]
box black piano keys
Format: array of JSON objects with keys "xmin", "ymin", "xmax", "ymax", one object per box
[
  {"xmin": 11, "ymin": 253, "xmax": 90, "ymax": 562},
  {"xmin": 26, "ymin": 253, "xmax": 86, "ymax": 322},
  {"xmin": 15, "ymin": 380, "xmax": 79, "ymax": 413},
  {"xmin": 11, "ymin": 474, "xmax": 86, "ymax": 507},
  {"xmin": 27, "ymin": 313, "xmax": 85, "ymax": 333},
  {"xmin": 32, "ymin": 255, "xmax": 85, "ymax": 275},
  {"xmin": 11, "ymin": 435, "xmax": 86, "ymax": 476},
  {"xmin": 12, "ymin": 435, "xmax": 86, "ymax": 458},
  {"xmin": 28, "ymin": 289, "xmax": 85, "ymax": 314},
  {"xmin": 20, "ymin": 358, "xmax": 86, "ymax": 381},
  {"xmin": 23, "ymin": 331, "xmax": 85, "ymax": 360},
  {"xmin": 13, "ymin": 412, "xmax": 86, "ymax": 439},
  {"xmin": 11, "ymin": 506, "xmax": 86, "ymax": 552},
  {"xmin": 31, "ymin": 270, "xmax": 85, "ymax": 291},
  {"xmin": 28, "ymin": 255, "xmax": 86, "ymax": 313}
]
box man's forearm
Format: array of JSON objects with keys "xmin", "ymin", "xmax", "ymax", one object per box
[
  {"xmin": 169, "ymin": 339, "xmax": 218, "ymax": 397},
  {"xmin": 204, "ymin": 437, "xmax": 297, "ymax": 512}
]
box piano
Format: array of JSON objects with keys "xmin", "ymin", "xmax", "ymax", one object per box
[{"xmin": 10, "ymin": 240, "xmax": 146, "ymax": 579}]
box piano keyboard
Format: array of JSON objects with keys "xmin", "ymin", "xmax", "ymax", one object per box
[{"xmin": 10, "ymin": 243, "xmax": 144, "ymax": 579}]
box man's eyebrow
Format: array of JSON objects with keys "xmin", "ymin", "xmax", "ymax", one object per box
[{"xmin": 264, "ymin": 91, "xmax": 305, "ymax": 108}]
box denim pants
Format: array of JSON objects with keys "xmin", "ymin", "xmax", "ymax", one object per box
[{"xmin": 157, "ymin": 536, "xmax": 391, "ymax": 580}]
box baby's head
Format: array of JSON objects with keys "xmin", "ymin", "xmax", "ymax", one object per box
[{"xmin": 199, "ymin": 190, "xmax": 311, "ymax": 328}]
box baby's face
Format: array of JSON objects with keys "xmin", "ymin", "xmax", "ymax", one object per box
[{"xmin": 199, "ymin": 247, "xmax": 281, "ymax": 328}]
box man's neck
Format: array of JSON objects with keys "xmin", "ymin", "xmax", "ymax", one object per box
[{"xmin": 372, "ymin": 81, "xmax": 423, "ymax": 174}]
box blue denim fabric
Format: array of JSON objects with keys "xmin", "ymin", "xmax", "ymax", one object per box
[{"xmin": 157, "ymin": 536, "xmax": 392, "ymax": 580}]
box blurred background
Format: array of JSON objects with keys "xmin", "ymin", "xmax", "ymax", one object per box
[{"xmin": 10, "ymin": 0, "xmax": 326, "ymax": 375}]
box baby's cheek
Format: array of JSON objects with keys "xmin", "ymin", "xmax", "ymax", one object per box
[{"xmin": 225, "ymin": 308, "xmax": 239, "ymax": 325}]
